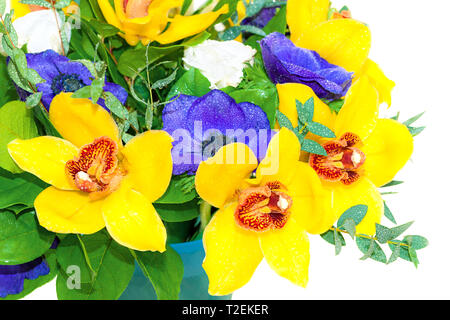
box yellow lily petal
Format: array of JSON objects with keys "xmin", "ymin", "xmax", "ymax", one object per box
[
  {"xmin": 276, "ymin": 83, "xmax": 336, "ymax": 129},
  {"xmin": 256, "ymin": 127, "xmax": 301, "ymax": 182},
  {"xmin": 203, "ymin": 202, "xmax": 263, "ymax": 296},
  {"xmin": 102, "ymin": 179, "xmax": 167, "ymax": 252},
  {"xmin": 326, "ymin": 177, "xmax": 383, "ymax": 235},
  {"xmin": 259, "ymin": 215, "xmax": 310, "ymax": 287},
  {"xmin": 98, "ymin": 0, "xmax": 123, "ymax": 30},
  {"xmin": 334, "ymin": 76, "xmax": 379, "ymax": 141},
  {"xmin": 8, "ymin": 136, "xmax": 78, "ymax": 190},
  {"xmin": 359, "ymin": 59, "xmax": 395, "ymax": 107},
  {"xmin": 296, "ymin": 18, "xmax": 371, "ymax": 73},
  {"xmin": 361, "ymin": 119, "xmax": 413, "ymax": 187},
  {"xmin": 122, "ymin": 130, "xmax": 173, "ymax": 203},
  {"xmin": 156, "ymin": 4, "xmax": 229, "ymax": 45},
  {"xmin": 287, "ymin": 0, "xmax": 330, "ymax": 43},
  {"xmin": 49, "ymin": 93, "xmax": 120, "ymax": 148},
  {"xmin": 34, "ymin": 187, "xmax": 105, "ymax": 234},
  {"xmin": 196, "ymin": 143, "xmax": 258, "ymax": 208}
]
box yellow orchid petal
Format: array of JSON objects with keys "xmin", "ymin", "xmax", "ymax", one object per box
[
  {"xmin": 156, "ymin": 4, "xmax": 229, "ymax": 45},
  {"xmin": 287, "ymin": 0, "xmax": 330, "ymax": 43},
  {"xmin": 203, "ymin": 202, "xmax": 263, "ymax": 296},
  {"xmin": 256, "ymin": 128, "xmax": 301, "ymax": 182},
  {"xmin": 8, "ymin": 136, "xmax": 78, "ymax": 190},
  {"xmin": 282, "ymin": 162, "xmax": 335, "ymax": 234},
  {"xmin": 361, "ymin": 119, "xmax": 413, "ymax": 187},
  {"xmin": 276, "ymin": 83, "xmax": 336, "ymax": 129},
  {"xmin": 259, "ymin": 215, "xmax": 310, "ymax": 287},
  {"xmin": 122, "ymin": 130, "xmax": 173, "ymax": 203},
  {"xmin": 102, "ymin": 179, "xmax": 167, "ymax": 252},
  {"xmin": 296, "ymin": 18, "xmax": 371, "ymax": 73},
  {"xmin": 334, "ymin": 76, "xmax": 379, "ymax": 141},
  {"xmin": 49, "ymin": 93, "xmax": 120, "ymax": 148},
  {"xmin": 359, "ymin": 59, "xmax": 395, "ymax": 107},
  {"xmin": 98, "ymin": 0, "xmax": 123, "ymax": 30},
  {"xmin": 34, "ymin": 187, "xmax": 105, "ymax": 234},
  {"xmin": 11, "ymin": 0, "xmax": 32, "ymax": 20},
  {"xmin": 196, "ymin": 143, "xmax": 258, "ymax": 208},
  {"xmin": 326, "ymin": 177, "xmax": 383, "ymax": 235}
]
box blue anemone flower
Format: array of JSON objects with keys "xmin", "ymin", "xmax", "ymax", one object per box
[
  {"xmin": 260, "ymin": 32, "xmax": 353, "ymax": 100},
  {"xmin": 241, "ymin": 7, "xmax": 278, "ymax": 29},
  {"xmin": 0, "ymin": 257, "xmax": 50, "ymax": 298},
  {"xmin": 162, "ymin": 90, "xmax": 273, "ymax": 176},
  {"xmin": 18, "ymin": 50, "xmax": 127, "ymax": 110}
]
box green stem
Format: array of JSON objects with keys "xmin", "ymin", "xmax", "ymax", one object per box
[{"xmin": 199, "ymin": 201, "xmax": 212, "ymax": 231}]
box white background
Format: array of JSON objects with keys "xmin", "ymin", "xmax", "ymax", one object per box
[{"xmin": 25, "ymin": 0, "xmax": 450, "ymax": 300}]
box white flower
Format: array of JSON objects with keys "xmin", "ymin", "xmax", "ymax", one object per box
[
  {"xmin": 185, "ymin": 0, "xmax": 220, "ymax": 15},
  {"xmin": 12, "ymin": 9, "xmax": 71, "ymax": 55},
  {"xmin": 183, "ymin": 40, "xmax": 257, "ymax": 89},
  {"xmin": 1, "ymin": 7, "xmax": 72, "ymax": 56}
]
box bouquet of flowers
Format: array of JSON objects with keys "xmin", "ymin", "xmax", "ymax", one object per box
[{"xmin": 0, "ymin": 0, "xmax": 428, "ymax": 300}]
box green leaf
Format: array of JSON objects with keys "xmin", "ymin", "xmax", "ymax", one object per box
[
  {"xmin": 327, "ymin": 99, "xmax": 345, "ymax": 114},
  {"xmin": 408, "ymin": 246, "xmax": 419, "ymax": 268},
  {"xmin": 403, "ymin": 112, "xmax": 425, "ymax": 126},
  {"xmin": 334, "ymin": 228, "xmax": 342, "ymax": 255},
  {"xmin": 166, "ymin": 68, "xmax": 211, "ymax": 100},
  {"xmin": 56, "ymin": 232, "xmax": 135, "ymax": 300},
  {"xmin": 337, "ymin": 204, "xmax": 368, "ymax": 227},
  {"xmin": 151, "ymin": 68, "xmax": 178, "ymax": 89},
  {"xmin": 301, "ymin": 139, "xmax": 327, "ymax": 156},
  {"xmin": 307, "ymin": 121, "xmax": 336, "ymax": 138},
  {"xmin": 276, "ymin": 110, "xmax": 294, "ymax": 130},
  {"xmin": 0, "ymin": 56, "xmax": 19, "ymax": 106},
  {"xmin": 25, "ymin": 92, "xmax": 43, "ymax": 108},
  {"xmin": 376, "ymin": 221, "xmax": 414, "ymax": 244},
  {"xmin": 71, "ymin": 86, "xmax": 92, "ymax": 99},
  {"xmin": 244, "ymin": 5, "xmax": 287, "ymax": 50},
  {"xmin": 0, "ymin": 168, "xmax": 47, "ymax": 209},
  {"xmin": 0, "ymin": 249, "xmax": 58, "ymax": 300},
  {"xmin": 356, "ymin": 237, "xmax": 387, "ymax": 263},
  {"xmin": 104, "ymin": 91, "xmax": 128, "ymax": 120},
  {"xmin": 404, "ymin": 235, "xmax": 429, "ymax": 250},
  {"xmin": 229, "ymin": 87, "xmax": 278, "ymax": 127},
  {"xmin": 383, "ymin": 201, "xmax": 397, "ymax": 224},
  {"xmin": 155, "ymin": 175, "xmax": 197, "ymax": 204},
  {"xmin": 0, "ymin": 101, "xmax": 39, "ymax": 173},
  {"xmin": 133, "ymin": 246, "xmax": 184, "ymax": 300},
  {"xmin": 407, "ymin": 126, "xmax": 425, "ymax": 137},
  {"xmin": 19, "ymin": 0, "xmax": 52, "ymax": 8},
  {"xmin": 320, "ymin": 229, "xmax": 346, "ymax": 247},
  {"xmin": 90, "ymin": 78, "xmax": 104, "ymax": 103},
  {"xmin": 88, "ymin": 19, "xmax": 120, "ymax": 38},
  {"xmin": 0, "ymin": 0, "xmax": 6, "ymax": 15},
  {"xmin": 302, "ymin": 97, "xmax": 315, "ymax": 122},
  {"xmin": 381, "ymin": 180, "xmax": 404, "ymax": 188},
  {"xmin": 341, "ymin": 219, "xmax": 356, "ymax": 239},
  {"xmin": 0, "ymin": 210, "xmax": 55, "ymax": 265},
  {"xmin": 154, "ymin": 200, "xmax": 200, "ymax": 223},
  {"xmin": 387, "ymin": 242, "xmax": 401, "ymax": 264}
]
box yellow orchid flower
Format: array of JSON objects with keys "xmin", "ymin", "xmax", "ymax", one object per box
[
  {"xmin": 286, "ymin": 0, "xmax": 395, "ymax": 106},
  {"xmin": 276, "ymin": 77, "xmax": 414, "ymax": 235},
  {"xmin": 98, "ymin": 0, "xmax": 229, "ymax": 46},
  {"xmin": 195, "ymin": 128, "xmax": 335, "ymax": 295},
  {"xmin": 7, "ymin": 93, "xmax": 173, "ymax": 252}
]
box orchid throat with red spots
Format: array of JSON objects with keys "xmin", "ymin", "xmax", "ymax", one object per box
[
  {"xmin": 65, "ymin": 136, "xmax": 125, "ymax": 200},
  {"xmin": 309, "ymin": 132, "xmax": 366, "ymax": 185},
  {"xmin": 235, "ymin": 181, "xmax": 293, "ymax": 232}
]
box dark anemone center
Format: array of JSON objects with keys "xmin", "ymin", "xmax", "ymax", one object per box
[{"xmin": 51, "ymin": 74, "xmax": 85, "ymax": 95}]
